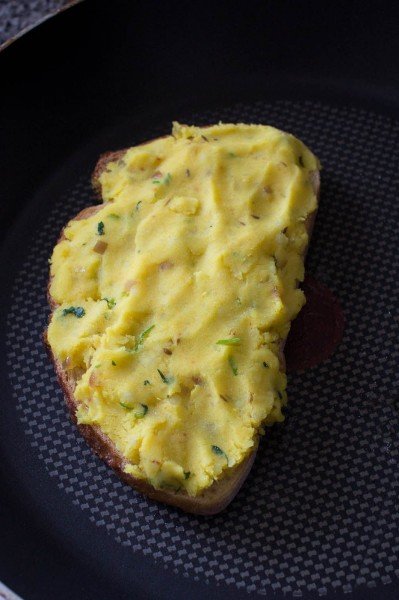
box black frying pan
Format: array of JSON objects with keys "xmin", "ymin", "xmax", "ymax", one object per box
[{"xmin": 1, "ymin": 1, "xmax": 398, "ymax": 599}]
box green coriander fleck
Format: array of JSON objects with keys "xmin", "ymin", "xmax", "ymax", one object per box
[
  {"xmin": 157, "ymin": 369, "xmax": 172, "ymax": 384},
  {"xmin": 101, "ymin": 297, "xmax": 116, "ymax": 309},
  {"xmin": 97, "ymin": 221, "xmax": 105, "ymax": 235},
  {"xmin": 135, "ymin": 403, "xmax": 148, "ymax": 418},
  {"xmin": 119, "ymin": 402, "xmax": 133, "ymax": 410},
  {"xmin": 216, "ymin": 337, "xmax": 241, "ymax": 346},
  {"xmin": 62, "ymin": 306, "xmax": 85, "ymax": 318},
  {"xmin": 228, "ymin": 355, "xmax": 238, "ymax": 376},
  {"xmin": 134, "ymin": 324, "xmax": 155, "ymax": 351},
  {"xmin": 211, "ymin": 445, "xmax": 228, "ymax": 461}
]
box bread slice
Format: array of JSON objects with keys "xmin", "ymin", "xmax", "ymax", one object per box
[{"xmin": 46, "ymin": 137, "xmax": 319, "ymax": 515}]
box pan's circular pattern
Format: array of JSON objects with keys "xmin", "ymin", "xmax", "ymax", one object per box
[{"xmin": 6, "ymin": 100, "xmax": 399, "ymax": 598}]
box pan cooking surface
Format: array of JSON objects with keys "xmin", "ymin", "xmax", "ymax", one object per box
[{"xmin": 5, "ymin": 100, "xmax": 398, "ymax": 598}]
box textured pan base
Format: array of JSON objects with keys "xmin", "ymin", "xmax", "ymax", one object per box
[{"xmin": 6, "ymin": 100, "xmax": 397, "ymax": 596}]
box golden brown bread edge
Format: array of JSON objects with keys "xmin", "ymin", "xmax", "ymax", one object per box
[{"xmin": 45, "ymin": 144, "xmax": 319, "ymax": 515}]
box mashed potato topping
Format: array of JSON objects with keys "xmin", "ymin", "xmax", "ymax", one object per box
[{"xmin": 48, "ymin": 123, "xmax": 319, "ymax": 496}]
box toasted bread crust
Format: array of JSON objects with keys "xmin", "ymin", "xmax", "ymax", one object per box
[
  {"xmin": 44, "ymin": 329, "xmax": 258, "ymax": 515},
  {"xmin": 46, "ymin": 141, "xmax": 319, "ymax": 514},
  {"xmin": 91, "ymin": 150, "xmax": 127, "ymax": 199}
]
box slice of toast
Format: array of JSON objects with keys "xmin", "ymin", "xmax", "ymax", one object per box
[{"xmin": 46, "ymin": 131, "xmax": 319, "ymax": 515}]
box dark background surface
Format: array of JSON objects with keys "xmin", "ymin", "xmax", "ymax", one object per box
[
  {"xmin": 3, "ymin": 0, "xmax": 399, "ymax": 231},
  {"xmin": 0, "ymin": 1, "xmax": 398, "ymax": 599},
  {"xmin": 2, "ymin": 0, "xmax": 399, "ymax": 238}
]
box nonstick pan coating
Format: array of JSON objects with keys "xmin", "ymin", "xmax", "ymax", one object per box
[{"xmin": 0, "ymin": 2, "xmax": 398, "ymax": 599}]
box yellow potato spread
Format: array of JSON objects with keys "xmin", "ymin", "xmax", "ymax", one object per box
[{"xmin": 47, "ymin": 123, "xmax": 319, "ymax": 496}]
